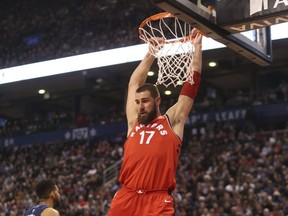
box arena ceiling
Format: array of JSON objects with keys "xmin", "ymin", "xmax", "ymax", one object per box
[{"xmin": 0, "ymin": 38, "xmax": 287, "ymax": 119}]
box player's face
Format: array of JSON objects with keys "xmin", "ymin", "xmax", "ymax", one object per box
[{"xmin": 135, "ymin": 91, "xmax": 159, "ymax": 125}]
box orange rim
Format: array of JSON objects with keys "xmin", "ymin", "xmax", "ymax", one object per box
[
  {"xmin": 139, "ymin": 12, "xmax": 203, "ymax": 44},
  {"xmin": 139, "ymin": 12, "xmax": 175, "ymax": 29}
]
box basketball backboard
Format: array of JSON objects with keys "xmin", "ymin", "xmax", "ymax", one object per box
[{"xmin": 152, "ymin": 0, "xmax": 275, "ymax": 66}]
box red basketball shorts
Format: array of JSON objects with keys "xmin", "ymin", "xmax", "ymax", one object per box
[{"xmin": 107, "ymin": 186, "xmax": 175, "ymax": 216}]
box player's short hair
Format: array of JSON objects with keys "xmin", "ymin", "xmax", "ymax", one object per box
[
  {"xmin": 136, "ymin": 83, "xmax": 160, "ymax": 99},
  {"xmin": 36, "ymin": 179, "xmax": 57, "ymax": 199}
]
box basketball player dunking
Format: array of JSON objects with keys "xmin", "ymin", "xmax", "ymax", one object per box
[{"xmin": 107, "ymin": 29, "xmax": 203, "ymax": 216}]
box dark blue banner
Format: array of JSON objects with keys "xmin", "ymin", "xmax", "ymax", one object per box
[
  {"xmin": 0, "ymin": 121, "xmax": 126, "ymax": 147},
  {"xmin": 186, "ymin": 107, "xmax": 247, "ymax": 125},
  {"xmin": 253, "ymin": 102, "xmax": 288, "ymax": 123}
]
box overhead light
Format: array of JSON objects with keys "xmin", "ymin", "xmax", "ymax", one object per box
[
  {"xmin": 164, "ymin": 90, "xmax": 172, "ymax": 95},
  {"xmin": 208, "ymin": 61, "xmax": 217, "ymax": 67},
  {"xmin": 38, "ymin": 89, "xmax": 46, "ymax": 94},
  {"xmin": 96, "ymin": 78, "xmax": 103, "ymax": 83},
  {"xmin": 148, "ymin": 71, "xmax": 155, "ymax": 76},
  {"xmin": 43, "ymin": 92, "xmax": 50, "ymax": 99}
]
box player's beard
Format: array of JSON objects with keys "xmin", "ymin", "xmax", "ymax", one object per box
[
  {"xmin": 53, "ymin": 195, "xmax": 61, "ymax": 209},
  {"xmin": 138, "ymin": 103, "xmax": 157, "ymax": 125}
]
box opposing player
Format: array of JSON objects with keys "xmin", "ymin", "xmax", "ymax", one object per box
[
  {"xmin": 107, "ymin": 29, "xmax": 203, "ymax": 215},
  {"xmin": 24, "ymin": 179, "xmax": 61, "ymax": 216}
]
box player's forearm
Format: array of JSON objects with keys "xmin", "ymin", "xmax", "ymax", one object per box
[
  {"xmin": 129, "ymin": 52, "xmax": 155, "ymax": 86},
  {"xmin": 181, "ymin": 40, "xmax": 202, "ymax": 99},
  {"xmin": 191, "ymin": 43, "xmax": 202, "ymax": 73}
]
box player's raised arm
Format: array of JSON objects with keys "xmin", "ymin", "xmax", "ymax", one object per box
[
  {"xmin": 125, "ymin": 38, "xmax": 164, "ymax": 135},
  {"xmin": 166, "ymin": 29, "xmax": 203, "ymax": 140}
]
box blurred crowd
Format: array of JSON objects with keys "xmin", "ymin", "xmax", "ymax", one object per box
[
  {"xmin": 0, "ymin": 138, "xmax": 123, "ymax": 216},
  {"xmin": 0, "ymin": 0, "xmax": 160, "ymax": 69},
  {"xmin": 175, "ymin": 126, "xmax": 288, "ymax": 216},
  {"xmin": 1, "ymin": 120, "xmax": 288, "ymax": 215}
]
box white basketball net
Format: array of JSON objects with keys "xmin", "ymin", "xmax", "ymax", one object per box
[{"xmin": 139, "ymin": 12, "xmax": 195, "ymax": 87}]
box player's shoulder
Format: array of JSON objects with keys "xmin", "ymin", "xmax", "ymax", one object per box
[
  {"xmin": 41, "ymin": 207, "xmax": 60, "ymax": 216},
  {"xmin": 151, "ymin": 115, "xmax": 169, "ymax": 125},
  {"xmin": 159, "ymin": 114, "xmax": 169, "ymax": 122}
]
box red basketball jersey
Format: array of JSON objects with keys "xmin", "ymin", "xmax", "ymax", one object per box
[{"xmin": 119, "ymin": 114, "xmax": 182, "ymax": 191}]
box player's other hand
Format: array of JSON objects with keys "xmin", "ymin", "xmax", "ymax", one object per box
[
  {"xmin": 148, "ymin": 37, "xmax": 165, "ymax": 55},
  {"xmin": 191, "ymin": 28, "xmax": 203, "ymax": 46}
]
